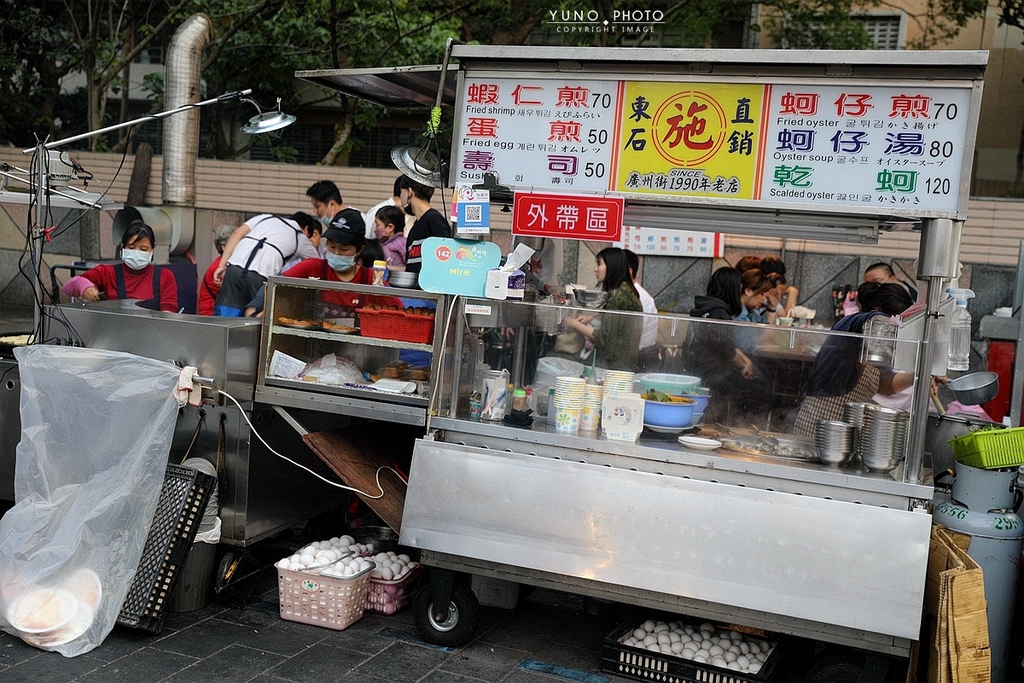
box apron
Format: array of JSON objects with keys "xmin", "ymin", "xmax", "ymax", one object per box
[{"xmin": 114, "ymin": 264, "xmax": 162, "ymax": 311}]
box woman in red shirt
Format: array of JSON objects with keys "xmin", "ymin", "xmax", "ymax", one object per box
[{"xmin": 63, "ymin": 221, "xmax": 178, "ymax": 312}]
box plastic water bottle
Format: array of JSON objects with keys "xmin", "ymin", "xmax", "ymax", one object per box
[{"xmin": 947, "ymin": 288, "xmax": 974, "ymax": 372}]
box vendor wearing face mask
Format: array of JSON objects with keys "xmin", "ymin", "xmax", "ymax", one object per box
[{"xmin": 62, "ymin": 220, "xmax": 178, "ymax": 312}]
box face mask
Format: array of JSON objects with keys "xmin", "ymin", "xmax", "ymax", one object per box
[
  {"xmin": 326, "ymin": 252, "xmax": 356, "ymax": 272},
  {"xmin": 375, "ymin": 227, "xmax": 390, "ymax": 244},
  {"xmin": 121, "ymin": 249, "xmax": 152, "ymax": 271},
  {"xmin": 404, "ymin": 201, "xmax": 415, "ymax": 217},
  {"xmin": 319, "ymin": 215, "xmax": 332, "ymax": 227}
]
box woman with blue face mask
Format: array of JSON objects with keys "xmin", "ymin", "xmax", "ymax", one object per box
[{"xmin": 62, "ymin": 220, "xmax": 178, "ymax": 312}]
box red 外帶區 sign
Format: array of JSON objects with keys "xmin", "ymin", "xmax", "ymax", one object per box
[{"xmin": 512, "ymin": 192, "xmax": 624, "ymax": 242}]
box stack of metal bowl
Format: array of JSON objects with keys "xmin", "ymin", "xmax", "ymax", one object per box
[
  {"xmin": 859, "ymin": 405, "xmax": 910, "ymax": 472},
  {"xmin": 814, "ymin": 419, "xmax": 856, "ymax": 465},
  {"xmin": 842, "ymin": 402, "xmax": 870, "ymax": 461}
]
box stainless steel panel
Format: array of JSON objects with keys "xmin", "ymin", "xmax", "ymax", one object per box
[
  {"xmin": 402, "ymin": 440, "xmax": 932, "ymax": 640},
  {"xmin": 45, "ymin": 302, "xmax": 261, "ymax": 403},
  {"xmin": 421, "ymin": 549, "xmax": 913, "ymax": 657},
  {"xmin": 256, "ymin": 385, "xmax": 426, "ymax": 427},
  {"xmin": 169, "ymin": 403, "xmax": 350, "ymax": 546},
  {"xmin": 432, "ymin": 417, "xmax": 933, "ymax": 506}
]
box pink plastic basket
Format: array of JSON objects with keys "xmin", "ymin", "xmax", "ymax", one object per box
[
  {"xmin": 277, "ymin": 565, "xmax": 372, "ymax": 630},
  {"xmin": 365, "ymin": 565, "xmax": 423, "ymax": 615}
]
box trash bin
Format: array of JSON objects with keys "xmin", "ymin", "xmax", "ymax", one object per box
[
  {"xmin": 168, "ymin": 540, "xmax": 219, "ymax": 612},
  {"xmin": 169, "ymin": 457, "xmax": 221, "ymax": 612}
]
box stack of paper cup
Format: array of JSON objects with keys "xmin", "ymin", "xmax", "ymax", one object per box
[
  {"xmin": 553, "ymin": 376, "xmax": 586, "ymax": 434},
  {"xmin": 602, "ymin": 370, "xmax": 635, "ymax": 394},
  {"xmin": 580, "ymin": 384, "xmax": 604, "ymax": 432}
]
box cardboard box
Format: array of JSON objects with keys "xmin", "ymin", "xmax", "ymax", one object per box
[{"xmin": 926, "ymin": 526, "xmax": 990, "ymax": 683}]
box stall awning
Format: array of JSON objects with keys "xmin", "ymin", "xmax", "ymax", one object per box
[{"xmin": 295, "ymin": 65, "xmax": 456, "ymax": 108}]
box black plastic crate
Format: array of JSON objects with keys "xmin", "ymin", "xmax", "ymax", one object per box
[
  {"xmin": 117, "ymin": 464, "xmax": 216, "ymax": 633},
  {"xmin": 601, "ymin": 621, "xmax": 783, "ymax": 683}
]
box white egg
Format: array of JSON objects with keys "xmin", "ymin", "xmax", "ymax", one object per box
[
  {"xmin": 727, "ymin": 661, "xmax": 742, "ymax": 671},
  {"xmin": 711, "ymin": 656, "xmax": 726, "ymax": 668},
  {"xmin": 750, "ymin": 661, "xmax": 762, "ymax": 673},
  {"xmin": 692, "ymin": 654, "xmax": 707, "ymax": 663},
  {"xmin": 407, "ymin": 561, "xmax": 418, "ymax": 569},
  {"xmin": 657, "ymin": 633, "xmax": 671, "ymax": 645},
  {"xmin": 643, "ymin": 619, "xmax": 657, "ymax": 633},
  {"xmin": 724, "ymin": 651, "xmax": 737, "ymax": 663},
  {"xmin": 700, "ymin": 639, "xmax": 713, "ymax": 650},
  {"xmin": 398, "ymin": 553, "xmax": 411, "ymax": 562},
  {"xmin": 633, "ymin": 628, "xmax": 646, "ymax": 639},
  {"xmin": 647, "ymin": 643, "xmax": 661, "ymax": 652},
  {"xmin": 670, "ymin": 642, "xmax": 684, "ymax": 654},
  {"xmin": 299, "ymin": 553, "xmax": 315, "ymax": 566},
  {"xmin": 275, "ymin": 558, "xmax": 288, "ymax": 568},
  {"xmin": 709, "ymin": 645, "xmax": 724, "ymax": 657},
  {"xmin": 696, "ymin": 648, "xmax": 709, "ymax": 660},
  {"xmin": 699, "ymin": 623, "xmax": 715, "ymax": 634},
  {"xmin": 654, "ymin": 623, "xmax": 669, "ymax": 634},
  {"xmin": 370, "ymin": 568, "xmax": 382, "ymax": 578},
  {"xmin": 681, "ymin": 647, "xmax": 697, "ymax": 660},
  {"xmin": 739, "ymin": 642, "xmax": 750, "ymax": 654},
  {"xmin": 374, "ymin": 552, "xmax": 389, "ymax": 562},
  {"xmin": 659, "ymin": 643, "xmax": 674, "ymax": 654},
  {"xmin": 643, "ymin": 635, "xmax": 657, "ymax": 646},
  {"xmin": 342, "ymin": 565, "xmax": 355, "ymax": 576},
  {"xmin": 678, "ymin": 633, "xmax": 691, "ymax": 645},
  {"xmin": 756, "ymin": 651, "xmax": 768, "ymax": 662},
  {"xmin": 737, "ymin": 655, "xmax": 750, "ymax": 669},
  {"xmin": 668, "ymin": 632, "xmax": 681, "ymax": 643},
  {"xmin": 747, "ymin": 641, "xmax": 760, "ymax": 654}
]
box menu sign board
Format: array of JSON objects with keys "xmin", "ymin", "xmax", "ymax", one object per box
[{"xmin": 453, "ymin": 76, "xmax": 975, "ymax": 217}]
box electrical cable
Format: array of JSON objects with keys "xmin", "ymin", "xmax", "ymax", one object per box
[{"xmin": 217, "ymin": 388, "xmax": 407, "ymax": 499}]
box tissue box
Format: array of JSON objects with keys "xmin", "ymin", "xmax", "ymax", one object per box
[{"xmin": 485, "ymin": 269, "xmax": 526, "ymax": 300}]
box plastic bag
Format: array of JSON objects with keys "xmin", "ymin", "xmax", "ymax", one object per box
[
  {"xmin": 301, "ymin": 353, "xmax": 364, "ymax": 386},
  {"xmin": 0, "ymin": 346, "xmax": 181, "ymax": 657}
]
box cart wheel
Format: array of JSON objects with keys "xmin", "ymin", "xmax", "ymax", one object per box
[
  {"xmin": 414, "ymin": 582, "xmax": 480, "ymax": 647},
  {"xmin": 214, "ymin": 551, "xmax": 239, "ymax": 595}
]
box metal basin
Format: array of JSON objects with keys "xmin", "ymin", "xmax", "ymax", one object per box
[{"xmin": 948, "ymin": 371, "xmax": 998, "ymax": 405}]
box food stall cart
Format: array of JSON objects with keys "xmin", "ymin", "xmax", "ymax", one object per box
[{"xmin": 293, "ymin": 45, "xmax": 987, "ymax": 667}]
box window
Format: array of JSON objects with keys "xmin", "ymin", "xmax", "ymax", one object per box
[{"xmin": 859, "ymin": 15, "xmax": 903, "ymax": 50}]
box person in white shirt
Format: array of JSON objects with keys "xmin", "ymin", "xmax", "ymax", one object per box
[
  {"xmin": 212, "ymin": 212, "xmax": 320, "ymax": 316},
  {"xmin": 624, "ymin": 249, "xmax": 660, "ymax": 370},
  {"xmin": 363, "ymin": 175, "xmax": 414, "ymax": 239}
]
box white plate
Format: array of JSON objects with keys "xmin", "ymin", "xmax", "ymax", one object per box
[
  {"xmin": 678, "ymin": 436, "xmax": 722, "ymax": 451},
  {"xmin": 644, "ymin": 423, "xmax": 688, "ymax": 434}
]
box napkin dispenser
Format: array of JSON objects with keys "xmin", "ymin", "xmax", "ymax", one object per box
[{"xmin": 485, "ymin": 244, "xmax": 534, "ymax": 301}]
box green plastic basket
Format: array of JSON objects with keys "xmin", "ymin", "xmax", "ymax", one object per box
[{"xmin": 949, "ymin": 427, "xmax": 1024, "ymax": 469}]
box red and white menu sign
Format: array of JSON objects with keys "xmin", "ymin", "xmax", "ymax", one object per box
[{"xmin": 512, "ymin": 192, "xmax": 624, "ymax": 242}]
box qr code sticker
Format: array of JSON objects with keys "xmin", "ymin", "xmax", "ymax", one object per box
[{"xmin": 465, "ymin": 205, "xmax": 482, "ymax": 223}]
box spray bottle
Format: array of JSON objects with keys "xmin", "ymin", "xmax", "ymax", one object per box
[{"xmin": 946, "ymin": 288, "xmax": 975, "ymax": 372}]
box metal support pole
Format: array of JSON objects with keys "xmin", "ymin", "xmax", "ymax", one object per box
[
  {"xmin": 31, "ymin": 142, "xmax": 46, "ymax": 338},
  {"xmin": 905, "ymin": 217, "xmax": 962, "ymax": 484},
  {"xmin": 904, "ymin": 277, "xmax": 944, "ymax": 484}
]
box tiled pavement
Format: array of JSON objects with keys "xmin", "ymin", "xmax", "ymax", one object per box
[{"xmin": 0, "ymin": 529, "xmax": 839, "ymax": 683}]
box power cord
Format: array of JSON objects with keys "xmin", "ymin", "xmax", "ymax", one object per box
[{"xmin": 217, "ymin": 388, "xmax": 407, "ymax": 499}]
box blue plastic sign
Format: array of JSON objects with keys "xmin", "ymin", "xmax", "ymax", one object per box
[{"xmin": 418, "ymin": 237, "xmax": 502, "ymax": 296}]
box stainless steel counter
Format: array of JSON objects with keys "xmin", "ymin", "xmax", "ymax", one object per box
[{"xmin": 402, "ymin": 417, "xmax": 934, "ymax": 655}]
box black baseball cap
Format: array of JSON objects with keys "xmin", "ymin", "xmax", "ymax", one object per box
[{"xmin": 323, "ymin": 208, "xmax": 365, "ymax": 244}]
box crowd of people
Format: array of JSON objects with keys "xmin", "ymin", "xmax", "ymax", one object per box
[{"xmin": 64, "ymin": 176, "xmax": 450, "ymax": 319}]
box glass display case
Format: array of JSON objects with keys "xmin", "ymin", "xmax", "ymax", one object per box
[
  {"xmin": 256, "ymin": 276, "xmax": 447, "ymax": 426},
  {"xmin": 434, "ymin": 296, "xmax": 926, "ymax": 478}
]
